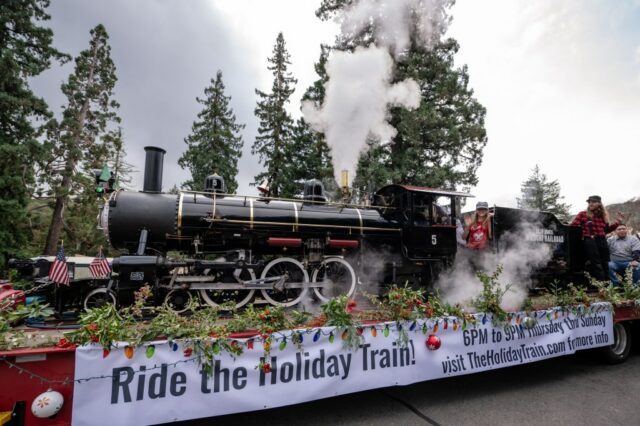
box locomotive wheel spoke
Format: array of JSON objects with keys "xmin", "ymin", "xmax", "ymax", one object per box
[
  {"xmin": 260, "ymin": 257, "xmax": 309, "ymax": 307},
  {"xmin": 312, "ymin": 257, "xmax": 357, "ymax": 302},
  {"xmin": 199, "ymin": 268, "xmax": 256, "ymax": 310}
]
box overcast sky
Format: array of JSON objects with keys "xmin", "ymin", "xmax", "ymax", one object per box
[{"xmin": 30, "ymin": 0, "xmax": 640, "ymax": 212}]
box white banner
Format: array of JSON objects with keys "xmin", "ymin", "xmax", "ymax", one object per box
[{"xmin": 72, "ymin": 303, "xmax": 613, "ymax": 425}]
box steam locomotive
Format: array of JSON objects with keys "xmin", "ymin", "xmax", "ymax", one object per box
[{"xmin": 9, "ymin": 147, "xmax": 586, "ymax": 313}]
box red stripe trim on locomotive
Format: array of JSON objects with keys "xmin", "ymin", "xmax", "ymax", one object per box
[
  {"xmin": 267, "ymin": 237, "xmax": 303, "ymax": 247},
  {"xmin": 327, "ymin": 239, "xmax": 359, "ymax": 249}
]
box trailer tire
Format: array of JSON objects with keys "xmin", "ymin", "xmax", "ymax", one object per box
[{"xmin": 602, "ymin": 321, "xmax": 631, "ymax": 364}]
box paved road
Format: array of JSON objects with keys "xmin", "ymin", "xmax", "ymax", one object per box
[{"xmin": 179, "ymin": 330, "xmax": 640, "ymax": 426}]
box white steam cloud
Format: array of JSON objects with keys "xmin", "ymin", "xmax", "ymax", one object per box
[
  {"xmin": 303, "ymin": 0, "xmax": 452, "ymax": 187},
  {"xmin": 302, "ymin": 46, "xmax": 420, "ymax": 184},
  {"xmin": 436, "ymin": 224, "xmax": 554, "ymax": 311}
]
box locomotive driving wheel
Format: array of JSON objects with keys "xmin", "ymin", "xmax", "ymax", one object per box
[
  {"xmin": 260, "ymin": 257, "xmax": 309, "ymax": 307},
  {"xmin": 311, "ymin": 257, "xmax": 357, "ymax": 302},
  {"xmin": 199, "ymin": 268, "xmax": 256, "ymax": 310}
]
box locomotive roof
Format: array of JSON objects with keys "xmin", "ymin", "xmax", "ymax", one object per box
[{"xmin": 377, "ymin": 184, "xmax": 474, "ymax": 198}]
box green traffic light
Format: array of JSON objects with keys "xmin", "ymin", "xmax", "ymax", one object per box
[{"xmin": 96, "ymin": 186, "xmax": 104, "ymax": 194}]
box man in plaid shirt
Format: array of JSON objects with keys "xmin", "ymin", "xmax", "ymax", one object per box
[{"xmin": 570, "ymin": 195, "xmax": 623, "ymax": 280}]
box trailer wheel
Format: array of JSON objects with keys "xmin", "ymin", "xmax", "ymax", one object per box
[
  {"xmin": 83, "ymin": 288, "xmax": 116, "ymax": 311},
  {"xmin": 602, "ymin": 321, "xmax": 631, "ymax": 364},
  {"xmin": 164, "ymin": 289, "xmax": 193, "ymax": 314}
]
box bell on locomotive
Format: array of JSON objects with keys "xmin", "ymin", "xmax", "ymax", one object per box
[{"xmin": 204, "ymin": 174, "xmax": 226, "ymax": 194}]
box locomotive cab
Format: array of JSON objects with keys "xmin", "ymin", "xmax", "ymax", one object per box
[{"xmin": 373, "ymin": 185, "xmax": 471, "ymax": 262}]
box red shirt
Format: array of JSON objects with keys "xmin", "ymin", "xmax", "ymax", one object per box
[
  {"xmin": 570, "ymin": 211, "xmax": 618, "ymax": 238},
  {"xmin": 466, "ymin": 220, "xmax": 490, "ymax": 249}
]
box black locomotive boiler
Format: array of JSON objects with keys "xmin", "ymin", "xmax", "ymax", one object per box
[
  {"xmin": 89, "ymin": 146, "xmax": 474, "ymax": 311},
  {"xmin": 9, "ymin": 146, "xmax": 589, "ymax": 313}
]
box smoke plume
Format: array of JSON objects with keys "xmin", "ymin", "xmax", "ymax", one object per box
[
  {"xmin": 303, "ymin": 0, "xmax": 452, "ymax": 186},
  {"xmin": 302, "ymin": 46, "xmax": 419, "ymax": 184},
  {"xmin": 436, "ymin": 223, "xmax": 553, "ymax": 311}
]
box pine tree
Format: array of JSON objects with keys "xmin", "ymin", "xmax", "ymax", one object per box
[
  {"xmin": 316, "ymin": 1, "xmax": 487, "ymax": 195},
  {"xmin": 252, "ymin": 33, "xmax": 297, "ymax": 198},
  {"xmin": 352, "ymin": 140, "xmax": 391, "ymax": 201},
  {"xmin": 387, "ymin": 39, "xmax": 487, "ymax": 190},
  {"xmin": 104, "ymin": 127, "xmax": 135, "ymax": 190},
  {"xmin": 296, "ymin": 45, "xmax": 336, "ymax": 193},
  {"xmin": 517, "ymin": 165, "xmax": 571, "ymax": 221},
  {"xmin": 178, "ymin": 70, "xmax": 244, "ymax": 193},
  {"xmin": 0, "ymin": 0, "xmax": 67, "ymax": 269},
  {"xmin": 41, "ymin": 24, "xmax": 120, "ymax": 255},
  {"xmin": 302, "ymin": 44, "xmax": 331, "ymax": 107},
  {"xmin": 287, "ymin": 118, "xmax": 336, "ymax": 196}
]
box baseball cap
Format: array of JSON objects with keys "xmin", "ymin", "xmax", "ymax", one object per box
[{"xmin": 476, "ymin": 201, "xmax": 489, "ymax": 209}]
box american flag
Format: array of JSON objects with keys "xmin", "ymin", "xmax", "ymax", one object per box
[
  {"xmin": 90, "ymin": 249, "xmax": 111, "ymax": 278},
  {"xmin": 48, "ymin": 245, "xmax": 70, "ymax": 286}
]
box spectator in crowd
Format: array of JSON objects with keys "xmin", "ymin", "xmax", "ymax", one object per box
[
  {"xmin": 607, "ymin": 224, "xmax": 640, "ymax": 285},
  {"xmin": 570, "ymin": 195, "xmax": 623, "ymax": 280}
]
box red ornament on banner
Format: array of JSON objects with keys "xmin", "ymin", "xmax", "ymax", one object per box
[
  {"xmin": 102, "ymin": 348, "xmax": 110, "ymax": 358},
  {"xmin": 426, "ymin": 334, "xmax": 441, "ymax": 350},
  {"xmin": 183, "ymin": 347, "xmax": 193, "ymax": 357}
]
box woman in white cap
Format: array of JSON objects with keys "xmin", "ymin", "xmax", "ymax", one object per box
[
  {"xmin": 570, "ymin": 195, "xmax": 623, "ymax": 280},
  {"xmin": 463, "ymin": 201, "xmax": 492, "ymax": 250}
]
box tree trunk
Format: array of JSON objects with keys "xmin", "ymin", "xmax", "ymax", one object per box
[
  {"xmin": 42, "ymin": 41, "xmax": 98, "ymax": 255},
  {"xmin": 42, "ymin": 183, "xmax": 68, "ymax": 255}
]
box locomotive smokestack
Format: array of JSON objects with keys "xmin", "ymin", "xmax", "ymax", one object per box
[{"xmin": 142, "ymin": 146, "xmax": 166, "ymax": 193}]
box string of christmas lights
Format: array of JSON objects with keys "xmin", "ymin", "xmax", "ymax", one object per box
[{"xmin": 1, "ymin": 302, "xmax": 612, "ymax": 385}]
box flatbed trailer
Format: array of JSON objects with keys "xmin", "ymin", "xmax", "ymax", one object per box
[{"xmin": 0, "ymin": 304, "xmax": 640, "ymax": 426}]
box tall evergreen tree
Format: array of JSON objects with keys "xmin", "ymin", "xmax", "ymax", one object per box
[
  {"xmin": 252, "ymin": 32, "xmax": 297, "ymax": 197},
  {"xmin": 0, "ymin": 0, "xmax": 67, "ymax": 268},
  {"xmin": 288, "ymin": 118, "xmax": 335, "ymax": 193},
  {"xmin": 352, "ymin": 140, "xmax": 391, "ymax": 201},
  {"xmin": 42, "ymin": 24, "xmax": 120, "ymax": 255},
  {"xmin": 106, "ymin": 127, "xmax": 135, "ymax": 190},
  {"xmin": 316, "ymin": 1, "xmax": 487, "ymax": 194},
  {"xmin": 517, "ymin": 165, "xmax": 571, "ymax": 221},
  {"xmin": 296, "ymin": 45, "xmax": 336, "ymax": 193},
  {"xmin": 387, "ymin": 39, "xmax": 487, "ymax": 190},
  {"xmin": 178, "ymin": 70, "xmax": 244, "ymax": 193}
]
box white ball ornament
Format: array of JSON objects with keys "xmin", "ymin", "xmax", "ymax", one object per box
[{"xmin": 31, "ymin": 389, "xmax": 64, "ymax": 418}]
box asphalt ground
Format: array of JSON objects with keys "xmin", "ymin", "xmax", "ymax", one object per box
[{"xmin": 176, "ymin": 326, "xmax": 640, "ymax": 426}]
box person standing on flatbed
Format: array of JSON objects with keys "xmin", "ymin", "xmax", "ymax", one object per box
[
  {"xmin": 463, "ymin": 201, "xmax": 492, "ymax": 250},
  {"xmin": 570, "ymin": 195, "xmax": 623, "ymax": 281}
]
